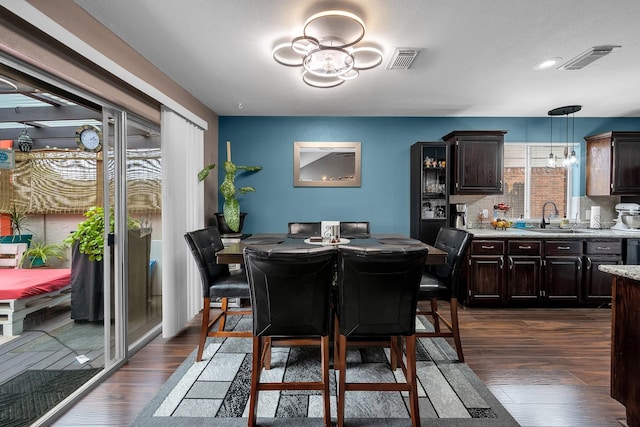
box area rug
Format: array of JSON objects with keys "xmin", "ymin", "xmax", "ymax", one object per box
[
  {"xmin": 0, "ymin": 368, "xmax": 101, "ymax": 427},
  {"xmin": 132, "ymin": 316, "xmax": 519, "ymax": 426}
]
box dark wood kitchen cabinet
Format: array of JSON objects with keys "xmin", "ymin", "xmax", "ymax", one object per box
[
  {"xmin": 466, "ymin": 240, "xmax": 504, "ymax": 304},
  {"xmin": 443, "ymin": 130, "xmax": 506, "ymax": 195},
  {"xmin": 585, "ymin": 131, "xmax": 640, "ymax": 195},
  {"xmin": 543, "ymin": 240, "xmax": 583, "ymax": 302},
  {"xmin": 583, "ymin": 239, "xmax": 622, "ymax": 303},
  {"xmin": 506, "ymin": 240, "xmax": 542, "ymax": 302}
]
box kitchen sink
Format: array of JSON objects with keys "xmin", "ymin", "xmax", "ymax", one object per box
[{"xmin": 530, "ymin": 228, "xmax": 595, "ymax": 234}]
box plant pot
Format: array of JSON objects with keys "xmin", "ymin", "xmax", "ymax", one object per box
[
  {"xmin": 26, "ymin": 256, "xmax": 45, "ymax": 268},
  {"xmin": 0, "ymin": 234, "xmax": 33, "ymax": 246},
  {"xmin": 214, "ymin": 212, "xmax": 247, "ymax": 236}
]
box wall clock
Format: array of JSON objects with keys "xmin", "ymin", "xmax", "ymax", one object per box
[{"xmin": 75, "ymin": 124, "xmax": 103, "ymax": 152}]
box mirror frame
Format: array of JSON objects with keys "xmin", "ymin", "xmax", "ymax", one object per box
[{"xmin": 293, "ymin": 141, "xmax": 361, "ymax": 187}]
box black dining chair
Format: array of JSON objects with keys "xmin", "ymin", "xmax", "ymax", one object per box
[
  {"xmin": 416, "ymin": 227, "xmax": 473, "ymax": 362},
  {"xmin": 339, "ymin": 221, "xmax": 370, "ymax": 239},
  {"xmin": 287, "ymin": 221, "xmax": 321, "ymax": 238},
  {"xmin": 335, "ymin": 244, "xmax": 428, "ymax": 427},
  {"xmin": 243, "ymin": 244, "xmax": 336, "ymax": 427},
  {"xmin": 184, "ymin": 226, "xmax": 252, "ymax": 362}
]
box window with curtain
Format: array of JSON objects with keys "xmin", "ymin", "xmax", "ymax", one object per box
[{"xmin": 0, "ymin": 148, "xmax": 162, "ymax": 214}]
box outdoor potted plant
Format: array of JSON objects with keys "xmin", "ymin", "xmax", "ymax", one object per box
[
  {"xmin": 19, "ymin": 241, "xmax": 67, "ymax": 268},
  {"xmin": 0, "ymin": 204, "xmax": 33, "ymax": 246},
  {"xmin": 197, "ymin": 141, "xmax": 262, "ymax": 233},
  {"xmin": 64, "ymin": 206, "xmax": 148, "ymax": 321}
]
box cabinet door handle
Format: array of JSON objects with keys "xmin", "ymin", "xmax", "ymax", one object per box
[
  {"xmin": 499, "ymin": 258, "xmax": 504, "ymax": 269},
  {"xmin": 509, "ymin": 257, "xmax": 513, "ymax": 270},
  {"xmin": 518, "ymin": 245, "xmax": 532, "ymax": 249},
  {"xmin": 596, "ymin": 247, "xmax": 611, "ymax": 251},
  {"xmin": 586, "ymin": 258, "xmax": 592, "ymax": 270},
  {"xmin": 557, "ymin": 246, "xmax": 571, "ymax": 250},
  {"xmin": 577, "ymin": 257, "xmax": 582, "ymax": 271},
  {"xmin": 481, "ymin": 245, "xmax": 495, "ymax": 249}
]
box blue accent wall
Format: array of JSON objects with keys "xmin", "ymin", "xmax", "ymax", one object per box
[{"xmin": 219, "ymin": 116, "xmax": 640, "ymax": 234}]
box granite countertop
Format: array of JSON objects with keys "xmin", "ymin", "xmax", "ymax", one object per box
[
  {"xmin": 598, "ymin": 265, "xmax": 640, "ymax": 281},
  {"xmin": 466, "ymin": 227, "xmax": 640, "ymax": 239}
]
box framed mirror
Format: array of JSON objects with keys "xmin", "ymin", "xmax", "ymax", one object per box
[{"xmin": 293, "ymin": 142, "xmax": 361, "ymax": 187}]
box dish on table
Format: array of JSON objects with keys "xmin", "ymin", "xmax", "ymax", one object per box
[{"xmin": 304, "ymin": 238, "xmax": 350, "ymax": 245}]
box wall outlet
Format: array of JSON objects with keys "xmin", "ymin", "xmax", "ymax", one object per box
[{"xmin": 482, "ymin": 209, "xmax": 489, "ymax": 219}]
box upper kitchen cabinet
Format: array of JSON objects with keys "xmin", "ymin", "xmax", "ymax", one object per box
[
  {"xmin": 443, "ymin": 130, "xmax": 506, "ymax": 195},
  {"xmin": 585, "ymin": 131, "xmax": 640, "ymax": 195}
]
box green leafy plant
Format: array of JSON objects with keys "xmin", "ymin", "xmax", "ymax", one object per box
[
  {"xmin": 19, "ymin": 241, "xmax": 67, "ymax": 268},
  {"xmin": 64, "ymin": 206, "xmax": 141, "ymax": 261},
  {"xmin": 3, "ymin": 204, "xmax": 31, "ymax": 237},
  {"xmin": 198, "ymin": 159, "xmax": 262, "ymax": 232}
]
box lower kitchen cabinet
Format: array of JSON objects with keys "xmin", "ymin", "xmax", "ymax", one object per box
[
  {"xmin": 467, "ymin": 240, "xmax": 504, "ymax": 304},
  {"xmin": 464, "ymin": 237, "xmax": 624, "ymax": 306},
  {"xmin": 584, "ymin": 240, "xmax": 623, "ymax": 304},
  {"xmin": 506, "ymin": 240, "xmax": 542, "ymax": 302},
  {"xmin": 544, "ymin": 240, "xmax": 583, "ymax": 302}
]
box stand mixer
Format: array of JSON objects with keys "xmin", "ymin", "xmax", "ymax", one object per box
[{"xmin": 612, "ymin": 203, "xmax": 640, "ymax": 231}]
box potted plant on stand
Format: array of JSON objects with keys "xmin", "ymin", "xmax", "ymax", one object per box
[
  {"xmin": 0, "ymin": 204, "xmax": 33, "ymax": 246},
  {"xmin": 198, "ymin": 141, "xmax": 262, "ymax": 235}
]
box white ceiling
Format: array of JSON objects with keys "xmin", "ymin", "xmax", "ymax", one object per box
[{"xmin": 73, "ymin": 0, "xmax": 640, "ymax": 118}]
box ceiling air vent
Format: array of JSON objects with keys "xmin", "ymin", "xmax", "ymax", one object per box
[
  {"xmin": 558, "ymin": 45, "xmax": 621, "ymax": 70},
  {"xmin": 386, "ymin": 48, "xmax": 420, "ymax": 70}
]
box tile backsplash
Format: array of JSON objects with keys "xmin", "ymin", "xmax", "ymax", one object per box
[{"xmin": 451, "ymin": 194, "xmax": 620, "ymax": 229}]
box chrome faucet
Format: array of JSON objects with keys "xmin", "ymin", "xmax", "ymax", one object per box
[{"xmin": 540, "ymin": 201, "xmax": 559, "ymax": 228}]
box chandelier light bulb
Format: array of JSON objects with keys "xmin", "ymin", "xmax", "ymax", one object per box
[{"xmin": 547, "ymin": 153, "xmax": 556, "ymax": 168}]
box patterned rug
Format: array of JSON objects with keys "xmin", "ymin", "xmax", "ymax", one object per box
[
  {"xmin": 0, "ymin": 369, "xmax": 101, "ymax": 427},
  {"xmin": 132, "ymin": 317, "xmax": 520, "ymax": 426}
]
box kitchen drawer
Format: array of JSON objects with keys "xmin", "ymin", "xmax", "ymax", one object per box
[
  {"xmin": 471, "ymin": 240, "xmax": 504, "ymax": 255},
  {"xmin": 585, "ymin": 240, "xmax": 622, "ymax": 255},
  {"xmin": 545, "ymin": 240, "xmax": 582, "ymax": 256},
  {"xmin": 508, "ymin": 240, "xmax": 541, "ymax": 255}
]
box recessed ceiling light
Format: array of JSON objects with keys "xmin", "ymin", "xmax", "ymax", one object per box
[{"xmin": 535, "ymin": 57, "xmax": 562, "ymax": 70}]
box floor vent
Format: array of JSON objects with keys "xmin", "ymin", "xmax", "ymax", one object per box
[
  {"xmin": 386, "ymin": 48, "xmax": 420, "ymax": 70},
  {"xmin": 559, "ymin": 45, "xmax": 621, "ymax": 70}
]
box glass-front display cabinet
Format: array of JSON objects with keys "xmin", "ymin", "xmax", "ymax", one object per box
[{"xmin": 410, "ymin": 142, "xmax": 449, "ymax": 244}]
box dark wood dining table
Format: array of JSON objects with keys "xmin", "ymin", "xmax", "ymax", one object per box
[{"xmin": 216, "ymin": 233, "xmax": 447, "ymax": 265}]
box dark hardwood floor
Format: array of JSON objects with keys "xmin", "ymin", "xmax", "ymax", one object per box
[{"xmin": 52, "ymin": 303, "xmax": 627, "ymax": 427}]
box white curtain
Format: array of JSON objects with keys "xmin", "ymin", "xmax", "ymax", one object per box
[{"xmin": 161, "ymin": 107, "xmax": 205, "ymax": 337}]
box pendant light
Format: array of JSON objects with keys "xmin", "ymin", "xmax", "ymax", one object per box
[
  {"xmin": 548, "ymin": 105, "xmax": 582, "ymax": 168},
  {"xmin": 547, "ymin": 111, "xmax": 556, "ymax": 168}
]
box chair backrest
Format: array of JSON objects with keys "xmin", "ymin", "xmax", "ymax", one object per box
[
  {"xmin": 244, "ymin": 245, "xmax": 336, "ymax": 337},
  {"xmin": 184, "ymin": 227, "xmax": 230, "ymax": 296},
  {"xmin": 287, "ymin": 222, "xmax": 321, "ymax": 238},
  {"xmin": 337, "ymin": 245, "xmax": 428, "ymax": 337},
  {"xmin": 428, "ymin": 227, "xmax": 473, "ymax": 293},
  {"xmin": 339, "ymin": 221, "xmax": 370, "ymax": 239}
]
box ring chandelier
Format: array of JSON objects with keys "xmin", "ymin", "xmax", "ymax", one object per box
[{"xmin": 272, "ymin": 10, "xmax": 383, "ymax": 88}]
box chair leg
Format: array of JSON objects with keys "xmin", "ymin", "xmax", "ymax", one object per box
[
  {"xmin": 450, "ymin": 298, "xmax": 464, "ymax": 362},
  {"xmin": 248, "ymin": 336, "xmax": 262, "ymax": 427},
  {"xmin": 260, "ymin": 337, "xmax": 272, "ymax": 370},
  {"xmin": 431, "ymin": 298, "xmax": 440, "ymax": 332},
  {"xmin": 196, "ymin": 298, "xmax": 211, "ymax": 362},
  {"xmin": 405, "ymin": 335, "xmax": 421, "ymax": 427},
  {"xmin": 337, "ymin": 334, "xmax": 347, "ymax": 427},
  {"xmin": 218, "ymin": 297, "xmax": 229, "ymax": 332},
  {"xmin": 333, "ymin": 315, "xmax": 341, "ymax": 370},
  {"xmin": 321, "ymin": 335, "xmax": 331, "ymax": 427}
]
